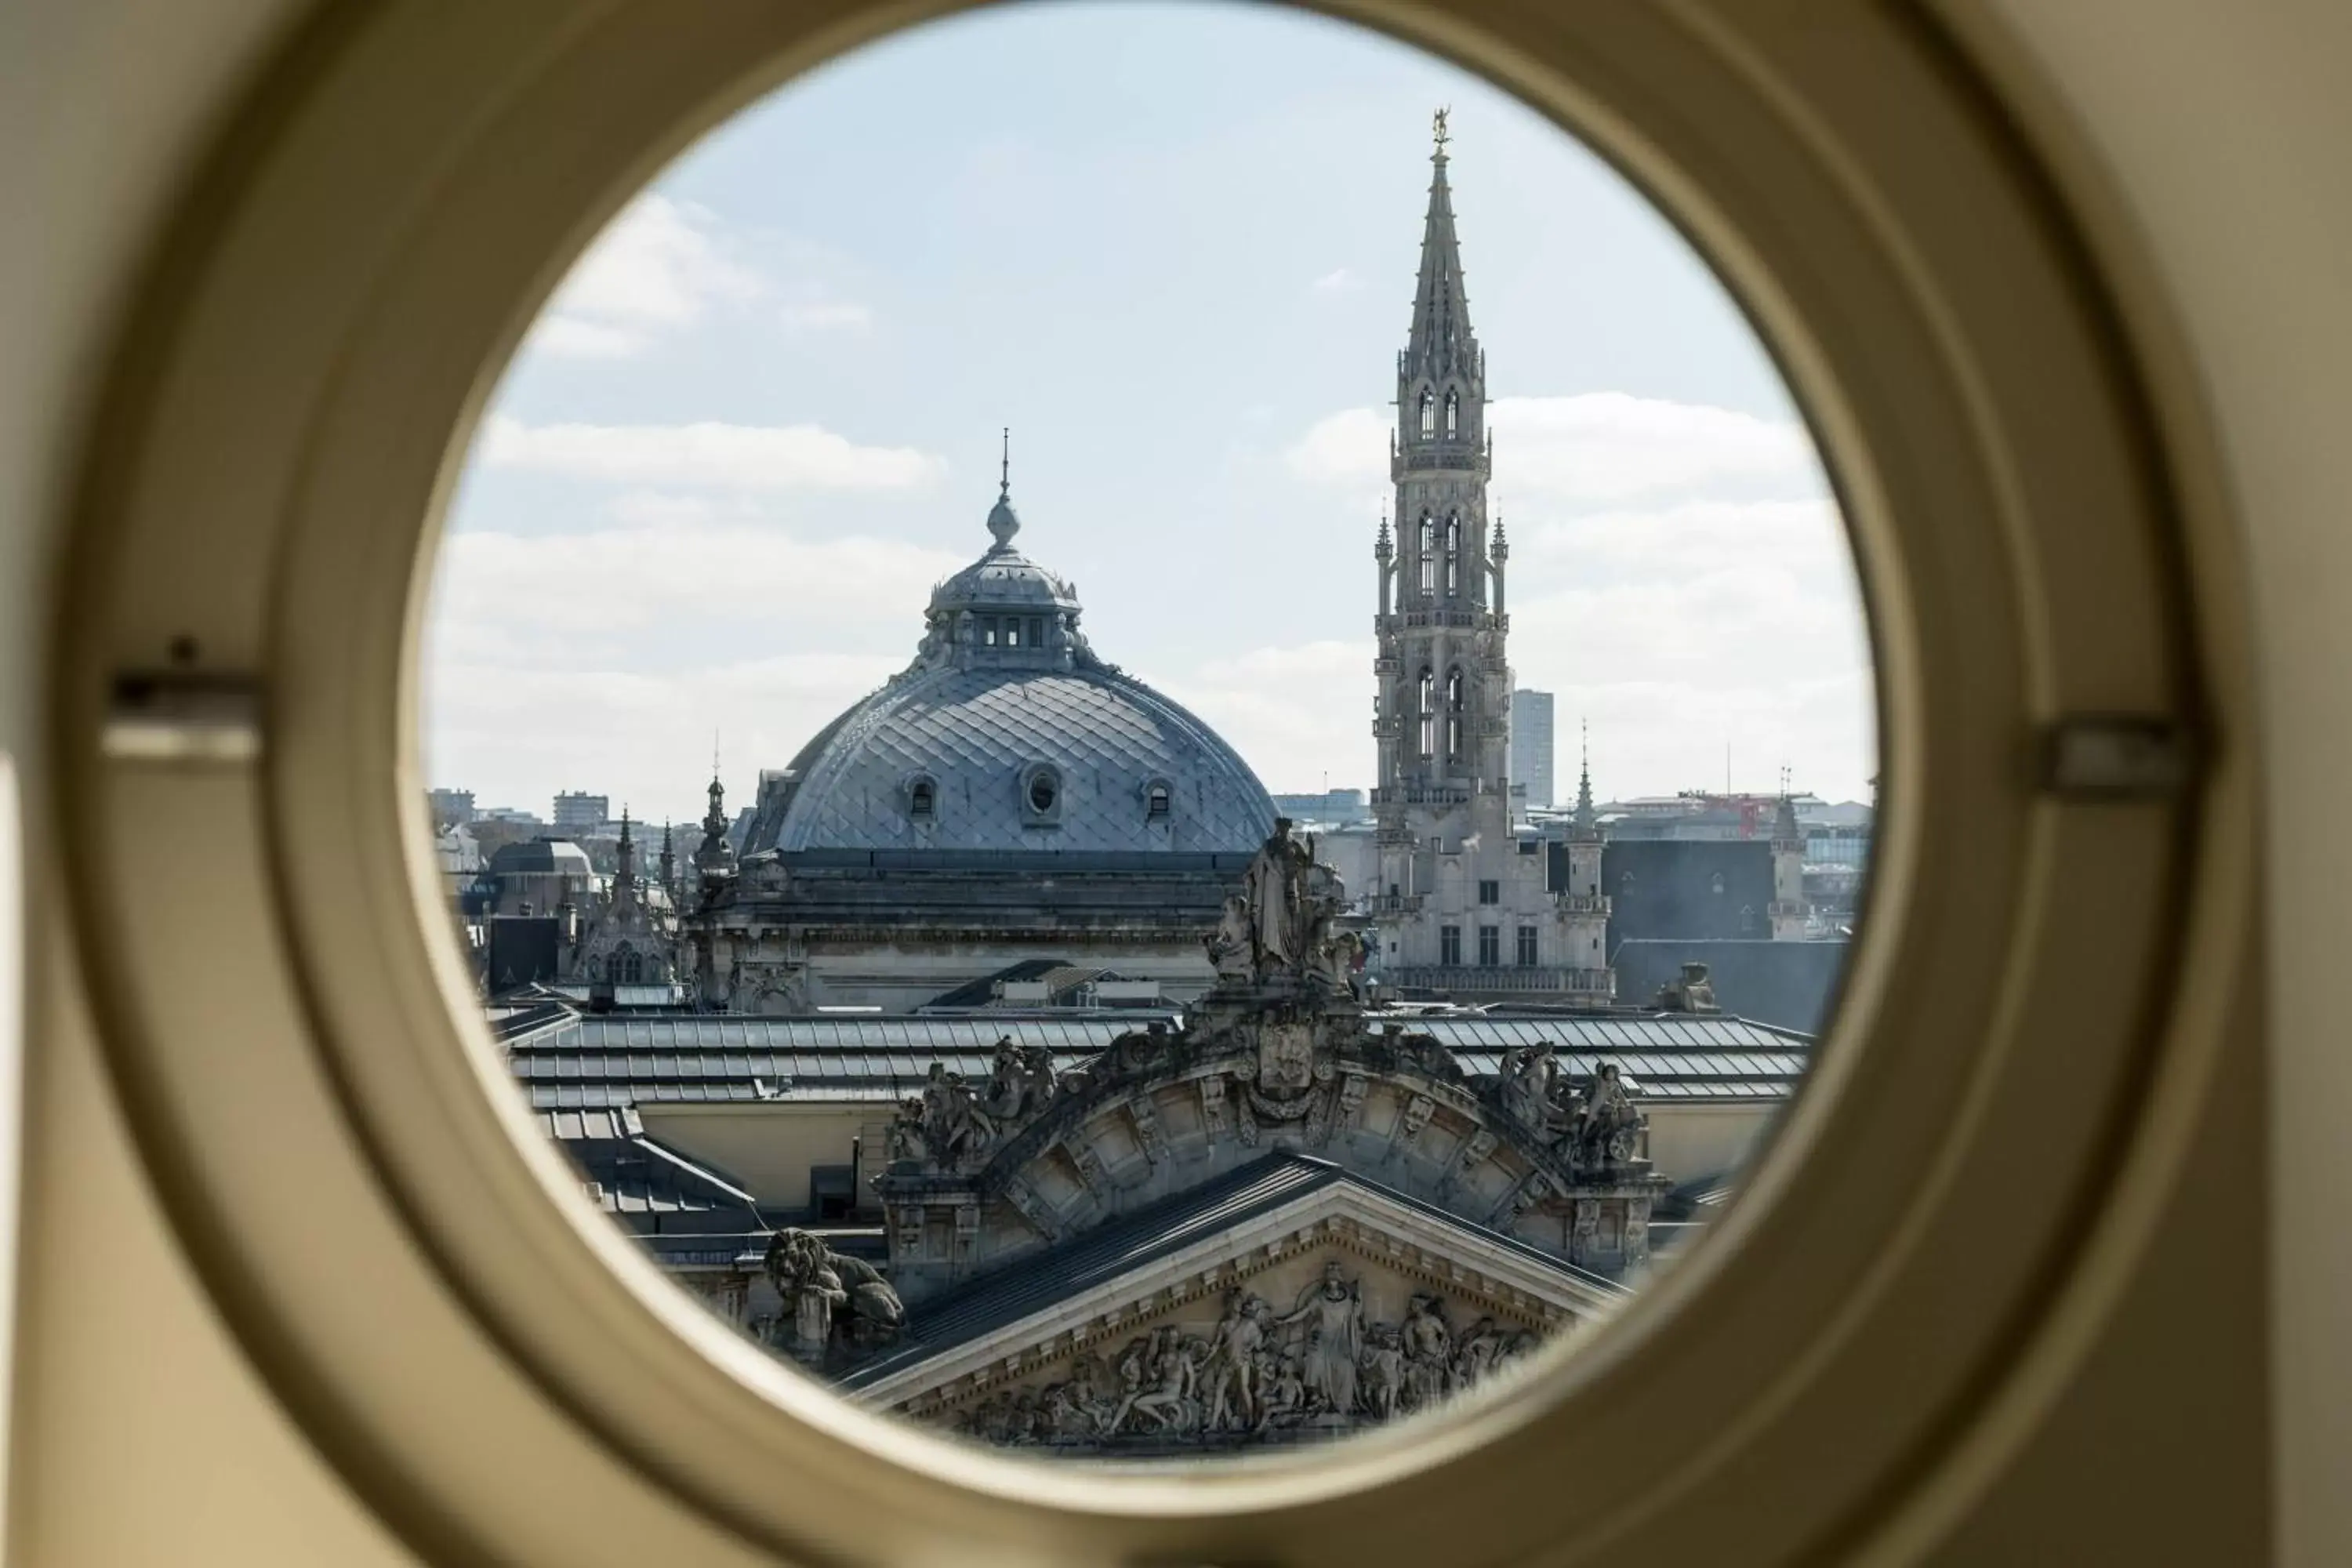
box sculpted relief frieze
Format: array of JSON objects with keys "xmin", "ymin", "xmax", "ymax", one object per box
[{"xmin": 913, "ymin": 1248, "xmax": 1554, "ymax": 1451}]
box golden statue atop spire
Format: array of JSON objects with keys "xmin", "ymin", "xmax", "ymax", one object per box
[{"xmin": 1432, "ymin": 105, "xmax": 1451, "ymax": 153}]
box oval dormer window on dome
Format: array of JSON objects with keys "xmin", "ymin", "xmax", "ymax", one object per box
[
  {"xmin": 1145, "ymin": 779, "xmax": 1173, "ymax": 822},
  {"xmin": 1021, "ymin": 764, "xmax": 1063, "ymax": 826}
]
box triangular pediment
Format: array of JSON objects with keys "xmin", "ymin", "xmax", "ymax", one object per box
[{"xmin": 849, "ymin": 1154, "xmax": 1626, "ymax": 1447}]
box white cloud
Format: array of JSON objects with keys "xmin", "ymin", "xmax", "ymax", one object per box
[
  {"xmin": 779, "ymin": 299, "xmax": 875, "ymax": 333},
  {"xmin": 527, "ymin": 194, "xmax": 762, "ymax": 360},
  {"xmin": 423, "ymin": 652, "xmax": 907, "ymax": 826},
  {"xmin": 524, "ymin": 318, "xmax": 648, "ymax": 361},
  {"xmin": 430, "ymin": 517, "xmax": 964, "ymax": 643},
  {"xmin": 474, "ymin": 415, "xmax": 944, "ymax": 492},
  {"xmin": 1163, "ymin": 640, "xmax": 1377, "ymax": 794},
  {"xmin": 1287, "ymin": 393, "xmax": 1823, "ymax": 507},
  {"xmin": 1310, "ymin": 267, "xmax": 1361, "ymax": 293},
  {"xmin": 420, "ymin": 512, "xmax": 967, "ymax": 819}
]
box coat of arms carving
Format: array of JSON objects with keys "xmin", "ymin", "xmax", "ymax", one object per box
[{"xmin": 1258, "ymin": 1022, "xmax": 1317, "ymax": 1094}]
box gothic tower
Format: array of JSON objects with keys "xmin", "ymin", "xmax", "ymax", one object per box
[
  {"xmin": 1374, "ymin": 113, "xmax": 1511, "ymax": 904},
  {"xmin": 1370, "ymin": 114, "xmax": 1610, "ymax": 1000},
  {"xmin": 1375, "ymin": 106, "xmax": 1506, "ymax": 821}
]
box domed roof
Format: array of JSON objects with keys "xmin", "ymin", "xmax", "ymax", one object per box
[
  {"xmin": 753, "ymin": 476, "xmax": 1276, "ymax": 857},
  {"xmin": 488, "ymin": 837, "xmax": 595, "ymax": 875}
]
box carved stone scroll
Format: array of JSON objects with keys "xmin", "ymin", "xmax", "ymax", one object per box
[{"xmin": 1002, "ymin": 1175, "xmax": 1062, "ymax": 1243}]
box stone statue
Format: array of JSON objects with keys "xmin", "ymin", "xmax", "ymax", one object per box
[
  {"xmin": 1453, "ymin": 1315, "xmax": 1504, "ymax": 1387},
  {"xmin": 1401, "ymin": 1292, "xmax": 1454, "ymax": 1410},
  {"xmin": 1255, "ymin": 1348, "xmax": 1306, "ymax": 1432},
  {"xmin": 1205, "ymin": 894, "xmax": 1255, "ymax": 979},
  {"xmin": 1573, "ymin": 1061, "xmax": 1642, "ymax": 1168},
  {"xmin": 1279, "ymin": 1261, "xmax": 1365, "ymax": 1416},
  {"xmin": 885, "ymin": 1095, "xmax": 925, "ymax": 1164},
  {"xmin": 1242, "ymin": 821, "xmax": 1305, "ymax": 971},
  {"xmin": 1126, "ymin": 1327, "xmax": 1204, "ymax": 1434},
  {"xmin": 1308, "ymin": 925, "xmax": 1363, "ymax": 993},
  {"xmin": 1361, "ymin": 1323, "xmax": 1406, "ymax": 1421},
  {"xmin": 906, "ymin": 1061, "xmax": 994, "ymax": 1171},
  {"xmin": 981, "ymin": 1036, "xmax": 1054, "ymax": 1126},
  {"xmin": 1501, "ymin": 1042, "xmax": 1563, "ymax": 1134},
  {"xmin": 762, "ymin": 1229, "xmax": 903, "ymax": 1360},
  {"xmin": 1202, "ymin": 1290, "xmax": 1272, "ymax": 1431},
  {"xmin": 1105, "ymin": 1334, "xmax": 1157, "ymax": 1435}
]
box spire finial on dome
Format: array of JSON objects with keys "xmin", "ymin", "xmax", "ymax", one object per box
[{"xmin": 985, "ymin": 427, "xmax": 1021, "ymax": 548}]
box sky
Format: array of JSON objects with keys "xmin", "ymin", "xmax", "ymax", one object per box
[{"xmin": 422, "ymin": 1, "xmax": 1877, "ymax": 831}]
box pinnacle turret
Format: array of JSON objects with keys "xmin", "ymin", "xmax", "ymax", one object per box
[{"xmin": 1573, "ymin": 720, "xmax": 1601, "ymax": 839}]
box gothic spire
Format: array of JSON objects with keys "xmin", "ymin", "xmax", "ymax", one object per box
[
  {"xmin": 695, "ymin": 764, "xmax": 736, "ymax": 883},
  {"xmin": 612, "ymin": 806, "xmax": 638, "ymax": 916},
  {"xmin": 1404, "ymin": 107, "xmax": 1479, "ymax": 383},
  {"xmin": 1574, "ymin": 720, "xmax": 1598, "ymax": 832}
]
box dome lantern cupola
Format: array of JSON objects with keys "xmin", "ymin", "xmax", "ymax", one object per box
[{"xmin": 918, "ymin": 429, "xmax": 1087, "ymax": 673}]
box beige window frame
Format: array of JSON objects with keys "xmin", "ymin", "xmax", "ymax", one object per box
[{"xmin": 48, "ymin": 3, "xmax": 2249, "ymax": 1565}]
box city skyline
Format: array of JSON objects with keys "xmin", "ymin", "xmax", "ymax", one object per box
[{"xmin": 422, "ymin": 2, "xmax": 1875, "ymax": 829}]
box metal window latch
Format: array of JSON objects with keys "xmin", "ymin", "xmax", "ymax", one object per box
[
  {"xmin": 2040, "ymin": 714, "xmax": 2196, "ymax": 800},
  {"xmin": 103, "ymin": 670, "xmax": 264, "ymax": 765}
]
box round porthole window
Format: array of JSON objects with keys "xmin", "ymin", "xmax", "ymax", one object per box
[{"xmin": 53, "ymin": 3, "xmax": 2241, "ymax": 1564}]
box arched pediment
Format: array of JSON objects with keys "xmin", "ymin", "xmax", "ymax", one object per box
[
  {"xmin": 846, "ymin": 1154, "xmax": 1632, "ymax": 1450},
  {"xmin": 972, "ymin": 999, "xmax": 1582, "ymax": 1246},
  {"xmin": 874, "ymin": 826, "xmax": 1667, "ymax": 1312}
]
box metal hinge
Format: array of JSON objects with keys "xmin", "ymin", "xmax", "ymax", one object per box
[
  {"xmin": 103, "ymin": 670, "xmax": 264, "ymax": 765},
  {"xmin": 2040, "ymin": 714, "xmax": 2195, "ymax": 800}
]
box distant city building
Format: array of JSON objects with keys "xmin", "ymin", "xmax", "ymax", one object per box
[
  {"xmin": 428, "ymin": 787, "xmax": 477, "ymax": 826},
  {"xmin": 1509, "ymin": 690, "xmax": 1555, "ymax": 808},
  {"xmin": 477, "ymin": 805, "xmax": 546, "ymax": 827},
  {"xmin": 1268, "ymin": 788, "xmax": 1367, "ymax": 824},
  {"xmin": 474, "ymin": 818, "xmax": 683, "ymax": 1000},
  {"xmin": 552, "ymin": 791, "xmax": 610, "ymax": 834}
]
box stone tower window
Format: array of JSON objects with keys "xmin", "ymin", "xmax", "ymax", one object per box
[
  {"xmin": 1446, "ymin": 667, "xmax": 1465, "ymax": 758},
  {"xmin": 1417, "ymin": 668, "xmax": 1436, "ymax": 758},
  {"xmin": 1417, "ymin": 514, "xmax": 1435, "ymax": 595},
  {"xmin": 1444, "ymin": 388, "xmax": 1460, "ymax": 437},
  {"xmin": 1417, "ymin": 387, "xmax": 1435, "ymax": 437},
  {"xmin": 1444, "ymin": 514, "xmax": 1461, "ymax": 596}
]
